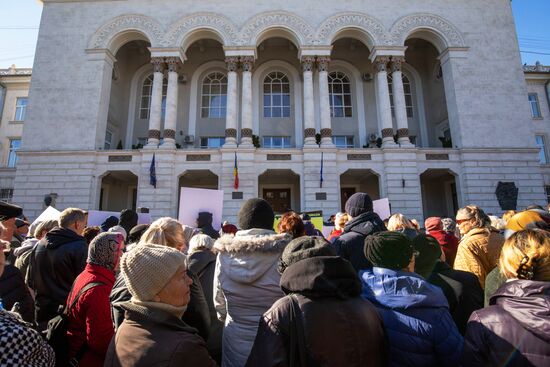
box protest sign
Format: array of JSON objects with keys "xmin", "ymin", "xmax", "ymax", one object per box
[
  {"xmin": 87, "ymin": 210, "xmax": 152, "ymax": 227},
  {"xmin": 179, "ymin": 187, "xmax": 224, "ymax": 230},
  {"xmin": 373, "ymin": 198, "xmax": 391, "ymax": 221}
]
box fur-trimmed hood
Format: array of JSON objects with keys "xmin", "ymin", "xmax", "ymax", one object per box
[
  {"xmin": 214, "ymin": 229, "xmax": 291, "ymax": 254},
  {"xmin": 214, "ymin": 229, "xmax": 291, "ymax": 285}
]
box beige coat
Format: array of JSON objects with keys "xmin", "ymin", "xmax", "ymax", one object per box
[{"xmin": 454, "ymin": 228, "xmax": 504, "ymax": 289}]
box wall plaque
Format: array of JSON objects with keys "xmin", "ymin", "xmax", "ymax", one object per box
[
  {"xmin": 232, "ymin": 192, "xmax": 243, "ymax": 200},
  {"xmin": 315, "ymin": 192, "xmax": 327, "ymax": 200},
  {"xmin": 425, "ymin": 154, "xmax": 449, "ymax": 160},
  {"xmin": 495, "ymin": 181, "xmax": 518, "ymax": 210},
  {"xmin": 108, "ymin": 155, "xmax": 132, "ymax": 162},
  {"xmin": 267, "ymin": 154, "xmax": 291, "ymax": 161},
  {"xmin": 347, "ymin": 154, "xmax": 372, "ymax": 160},
  {"xmin": 186, "ymin": 154, "xmax": 211, "ymax": 161}
]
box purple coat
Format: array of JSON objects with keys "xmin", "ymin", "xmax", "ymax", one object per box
[{"xmin": 462, "ymin": 280, "xmax": 550, "ymax": 367}]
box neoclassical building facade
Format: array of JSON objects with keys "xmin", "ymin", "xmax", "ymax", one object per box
[{"xmin": 11, "ymin": 0, "xmax": 548, "ymax": 222}]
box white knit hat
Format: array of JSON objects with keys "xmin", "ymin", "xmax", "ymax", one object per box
[
  {"xmin": 108, "ymin": 225, "xmax": 127, "ymax": 241},
  {"xmin": 120, "ymin": 243, "xmax": 186, "ymax": 301}
]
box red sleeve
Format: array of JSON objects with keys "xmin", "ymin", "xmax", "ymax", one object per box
[{"xmin": 84, "ymin": 286, "xmax": 115, "ymax": 356}]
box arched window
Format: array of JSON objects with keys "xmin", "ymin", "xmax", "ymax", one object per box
[
  {"xmin": 139, "ymin": 75, "xmax": 168, "ymax": 120},
  {"xmin": 263, "ymin": 72, "xmax": 290, "ymax": 118},
  {"xmin": 328, "ymin": 71, "xmax": 352, "ymax": 117},
  {"xmin": 388, "ymin": 74, "xmax": 413, "ymax": 118},
  {"xmin": 201, "ymin": 72, "xmax": 227, "ymax": 118}
]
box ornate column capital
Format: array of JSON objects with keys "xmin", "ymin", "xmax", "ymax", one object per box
[
  {"xmin": 301, "ymin": 56, "xmax": 316, "ymax": 72},
  {"xmin": 165, "ymin": 57, "xmax": 181, "ymax": 73},
  {"xmin": 151, "ymin": 57, "xmax": 165, "ymax": 73},
  {"xmin": 225, "ymin": 57, "xmax": 239, "ymax": 72},
  {"xmin": 240, "ymin": 56, "xmax": 254, "ymax": 72},
  {"xmin": 374, "ymin": 56, "xmax": 391, "ymax": 73},
  {"xmin": 391, "ymin": 56, "xmax": 405, "ymax": 73},
  {"xmin": 316, "ymin": 56, "xmax": 330, "ymax": 72}
]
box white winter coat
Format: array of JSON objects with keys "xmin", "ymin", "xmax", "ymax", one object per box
[{"xmin": 213, "ymin": 229, "xmax": 291, "ymax": 367}]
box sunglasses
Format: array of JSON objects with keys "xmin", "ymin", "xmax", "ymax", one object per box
[{"xmin": 455, "ymin": 218, "xmax": 470, "ymax": 225}]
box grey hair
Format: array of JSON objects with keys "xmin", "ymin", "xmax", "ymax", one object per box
[
  {"xmin": 457, "ymin": 205, "xmax": 491, "ymax": 229},
  {"xmin": 188, "ymin": 234, "xmax": 215, "ymax": 254}
]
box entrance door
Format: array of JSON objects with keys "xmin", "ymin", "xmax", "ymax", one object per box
[
  {"xmin": 340, "ymin": 187, "xmax": 356, "ymax": 211},
  {"xmin": 263, "ymin": 188, "xmax": 291, "ymax": 213}
]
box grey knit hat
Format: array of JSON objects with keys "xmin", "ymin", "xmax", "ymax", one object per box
[
  {"xmin": 278, "ymin": 236, "xmax": 335, "ymax": 274},
  {"xmin": 120, "ymin": 243, "xmax": 186, "ymax": 301}
]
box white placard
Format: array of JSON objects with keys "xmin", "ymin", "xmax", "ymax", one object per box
[
  {"xmin": 373, "ymin": 198, "xmax": 391, "ymax": 221},
  {"xmin": 30, "ymin": 206, "xmax": 61, "ymax": 233},
  {"xmin": 178, "ymin": 187, "xmax": 224, "ymax": 230},
  {"xmin": 87, "ymin": 210, "xmax": 152, "ymax": 227}
]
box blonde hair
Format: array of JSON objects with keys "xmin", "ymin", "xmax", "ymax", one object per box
[
  {"xmin": 34, "ymin": 219, "xmax": 59, "ymax": 239},
  {"xmin": 499, "ymin": 229, "xmax": 550, "ymax": 281},
  {"xmin": 387, "ymin": 213, "xmax": 415, "ymax": 231},
  {"xmin": 138, "ymin": 217, "xmax": 185, "ymax": 251},
  {"xmin": 456, "ymin": 205, "xmax": 490, "ymax": 229},
  {"xmin": 335, "ymin": 213, "xmax": 350, "ymax": 230}
]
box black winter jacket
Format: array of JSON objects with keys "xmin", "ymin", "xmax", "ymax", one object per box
[
  {"xmin": 246, "ymin": 256, "xmax": 388, "ymax": 367},
  {"xmin": 462, "ymin": 280, "xmax": 550, "ymax": 366},
  {"xmin": 331, "ymin": 212, "xmax": 386, "ymax": 271},
  {"xmin": 427, "ymin": 261, "xmax": 483, "ymax": 335},
  {"xmin": 110, "ymin": 269, "xmax": 211, "ymax": 341},
  {"xmin": 0, "ymin": 264, "xmax": 34, "ymax": 322},
  {"xmin": 32, "ymin": 227, "xmax": 87, "ymax": 323},
  {"xmin": 188, "ymin": 249, "xmax": 223, "ymax": 362}
]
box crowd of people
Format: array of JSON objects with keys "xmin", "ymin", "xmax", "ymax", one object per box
[{"xmin": 0, "ymin": 194, "xmax": 549, "ymax": 366}]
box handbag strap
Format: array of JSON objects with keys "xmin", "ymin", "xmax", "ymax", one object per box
[{"xmin": 65, "ymin": 282, "xmax": 105, "ymax": 316}]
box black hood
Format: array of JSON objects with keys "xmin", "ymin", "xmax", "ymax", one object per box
[
  {"xmin": 188, "ymin": 249, "xmax": 216, "ymax": 275},
  {"xmin": 280, "ymin": 256, "xmax": 361, "ymax": 299},
  {"xmin": 491, "ymin": 280, "xmax": 550, "ymax": 342},
  {"xmin": 44, "ymin": 227, "xmax": 85, "ymax": 249},
  {"xmin": 343, "ymin": 212, "xmax": 386, "ymax": 237}
]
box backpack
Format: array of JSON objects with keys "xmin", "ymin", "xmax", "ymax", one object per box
[{"xmin": 45, "ymin": 282, "xmax": 104, "ymax": 367}]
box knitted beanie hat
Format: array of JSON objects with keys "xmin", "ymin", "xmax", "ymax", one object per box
[
  {"xmin": 128, "ymin": 224, "xmax": 149, "ymax": 244},
  {"xmin": 120, "ymin": 243, "xmax": 186, "ymax": 301},
  {"xmin": 278, "ymin": 235, "xmax": 335, "ymax": 274},
  {"xmin": 424, "ymin": 217, "xmax": 443, "ymax": 232},
  {"xmin": 364, "ymin": 231, "xmax": 413, "ymax": 270},
  {"xmin": 345, "ymin": 193, "xmax": 373, "ymax": 217},
  {"xmin": 238, "ymin": 198, "xmax": 275, "ymax": 230},
  {"xmin": 108, "ymin": 225, "xmax": 127, "ymax": 241},
  {"xmin": 411, "ymin": 234, "xmax": 442, "ymax": 278}
]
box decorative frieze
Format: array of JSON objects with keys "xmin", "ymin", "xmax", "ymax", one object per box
[
  {"xmin": 397, "ymin": 128, "xmax": 409, "ymax": 138},
  {"xmin": 304, "ymin": 128, "xmax": 316, "ymax": 138},
  {"xmin": 148, "ymin": 129, "xmax": 161, "ymax": 139},
  {"xmin": 163, "ymin": 129, "xmax": 176, "ymax": 139},
  {"xmin": 381, "ymin": 128, "xmax": 394, "ymax": 138},
  {"xmin": 320, "ymin": 128, "xmax": 332, "ymax": 138},
  {"xmin": 241, "ymin": 128, "xmax": 253, "ymax": 138}
]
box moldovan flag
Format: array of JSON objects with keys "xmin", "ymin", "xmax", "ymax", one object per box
[{"xmin": 234, "ymin": 152, "xmax": 239, "ymax": 190}]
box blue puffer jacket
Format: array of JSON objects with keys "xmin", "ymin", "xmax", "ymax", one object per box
[{"xmin": 361, "ymin": 267, "xmax": 463, "ymax": 367}]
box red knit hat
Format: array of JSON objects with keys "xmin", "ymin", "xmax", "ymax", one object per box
[{"xmin": 424, "ymin": 217, "xmax": 443, "ymax": 232}]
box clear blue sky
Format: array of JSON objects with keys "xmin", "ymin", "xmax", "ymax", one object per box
[{"xmin": 0, "ymin": 0, "xmax": 549, "ymax": 69}]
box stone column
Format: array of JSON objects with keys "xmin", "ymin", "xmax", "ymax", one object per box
[
  {"xmin": 391, "ymin": 57, "xmax": 413, "ymax": 147},
  {"xmin": 317, "ymin": 56, "xmax": 334, "ymax": 147},
  {"xmin": 375, "ymin": 57, "xmax": 397, "ymax": 147},
  {"xmin": 161, "ymin": 57, "xmax": 180, "ymax": 149},
  {"xmin": 223, "ymin": 57, "xmax": 239, "ymax": 147},
  {"xmin": 146, "ymin": 57, "xmax": 165, "ymax": 148},
  {"xmin": 302, "ymin": 56, "xmax": 316, "ymax": 146},
  {"xmin": 240, "ymin": 56, "xmax": 254, "ymax": 148}
]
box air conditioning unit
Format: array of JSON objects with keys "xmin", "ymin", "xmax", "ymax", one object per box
[
  {"xmin": 184, "ymin": 135, "xmax": 194, "ymax": 144},
  {"xmin": 362, "ymin": 73, "xmax": 373, "ymax": 82}
]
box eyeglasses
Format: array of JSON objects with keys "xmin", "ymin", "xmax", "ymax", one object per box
[{"xmin": 455, "ymin": 218, "xmax": 469, "ymax": 225}]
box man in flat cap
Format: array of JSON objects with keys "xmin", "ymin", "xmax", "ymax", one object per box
[{"xmin": 0, "ymin": 201, "xmax": 23, "ymax": 264}]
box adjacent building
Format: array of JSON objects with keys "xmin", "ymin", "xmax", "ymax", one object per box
[{"xmin": 3, "ymin": 0, "xmax": 549, "ymax": 222}]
